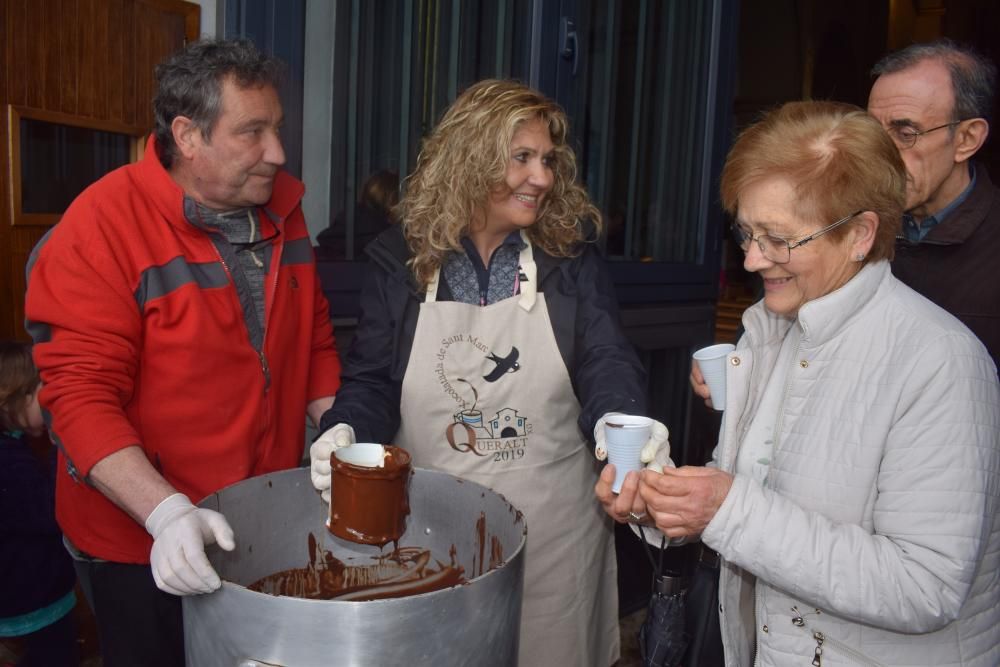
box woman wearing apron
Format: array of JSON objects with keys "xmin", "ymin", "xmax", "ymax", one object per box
[{"xmin": 311, "ymin": 80, "xmax": 667, "ymax": 666}]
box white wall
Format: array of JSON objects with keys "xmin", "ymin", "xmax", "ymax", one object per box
[
  {"xmin": 301, "ymin": 0, "xmax": 337, "ymax": 242},
  {"xmin": 189, "ymin": 0, "xmax": 219, "ymax": 38}
]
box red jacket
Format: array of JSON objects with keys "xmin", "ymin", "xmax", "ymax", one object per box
[{"xmin": 25, "ymin": 138, "xmax": 341, "ymax": 563}]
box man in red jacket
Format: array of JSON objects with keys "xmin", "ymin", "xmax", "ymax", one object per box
[{"xmin": 24, "ymin": 39, "xmax": 341, "ymax": 666}]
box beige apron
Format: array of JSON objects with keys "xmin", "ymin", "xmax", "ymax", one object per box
[{"xmin": 397, "ymin": 234, "xmax": 619, "ymax": 666}]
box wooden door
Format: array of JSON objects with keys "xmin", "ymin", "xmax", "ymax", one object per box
[{"xmin": 0, "ymin": 0, "xmax": 199, "ymax": 340}]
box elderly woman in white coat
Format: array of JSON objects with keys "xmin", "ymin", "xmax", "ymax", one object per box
[{"xmin": 597, "ymin": 100, "xmax": 1000, "ymax": 666}]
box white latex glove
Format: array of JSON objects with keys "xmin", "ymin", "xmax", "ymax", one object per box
[
  {"xmin": 593, "ymin": 413, "xmax": 675, "ymax": 471},
  {"xmin": 642, "ymin": 419, "xmax": 675, "ymax": 472},
  {"xmin": 145, "ymin": 493, "xmax": 235, "ymax": 596},
  {"xmin": 310, "ymin": 423, "xmax": 356, "ymax": 503}
]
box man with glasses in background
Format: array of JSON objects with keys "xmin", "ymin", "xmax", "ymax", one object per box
[
  {"xmin": 24, "ymin": 39, "xmax": 341, "ymax": 666},
  {"xmin": 868, "ymin": 39, "xmax": 999, "ymax": 366}
]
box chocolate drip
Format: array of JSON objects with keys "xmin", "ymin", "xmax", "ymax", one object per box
[
  {"xmin": 248, "ymin": 537, "xmax": 465, "ymax": 601},
  {"xmin": 474, "ymin": 511, "xmax": 487, "ymax": 577}
]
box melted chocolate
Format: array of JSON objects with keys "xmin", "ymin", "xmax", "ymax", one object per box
[
  {"xmin": 474, "ymin": 511, "xmax": 487, "ymax": 577},
  {"xmin": 247, "ymin": 535, "xmax": 465, "ymax": 601},
  {"xmin": 328, "ymin": 445, "xmax": 412, "ymax": 546},
  {"xmin": 489, "ymin": 535, "xmax": 505, "ymax": 570},
  {"xmin": 245, "ymin": 456, "xmax": 518, "ymax": 603}
]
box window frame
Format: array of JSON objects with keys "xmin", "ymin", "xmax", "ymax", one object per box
[{"xmin": 7, "ymin": 105, "xmax": 145, "ymax": 227}]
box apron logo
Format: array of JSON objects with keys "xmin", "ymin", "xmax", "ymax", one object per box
[
  {"xmin": 446, "ymin": 421, "xmax": 482, "ymax": 455},
  {"xmin": 448, "ymin": 380, "xmax": 487, "ymax": 456},
  {"xmin": 483, "ymin": 346, "xmax": 520, "ymax": 382},
  {"xmin": 434, "ymin": 333, "xmax": 532, "ymax": 461},
  {"xmin": 449, "ymin": 406, "xmax": 531, "ymax": 459}
]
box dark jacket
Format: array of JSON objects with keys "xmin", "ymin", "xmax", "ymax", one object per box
[
  {"xmin": 315, "ymin": 204, "xmax": 393, "ymax": 261},
  {"xmin": 321, "ymin": 226, "xmax": 648, "ymax": 442},
  {"xmin": 0, "ymin": 431, "xmax": 76, "ymax": 618},
  {"xmin": 891, "ymin": 163, "xmax": 1000, "ymax": 368}
]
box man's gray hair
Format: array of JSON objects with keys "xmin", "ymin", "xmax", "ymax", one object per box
[
  {"xmin": 872, "ymin": 39, "xmax": 996, "ymax": 123},
  {"xmin": 153, "ymin": 39, "xmax": 283, "ymax": 169}
]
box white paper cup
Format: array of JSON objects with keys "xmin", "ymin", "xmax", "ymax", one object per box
[
  {"xmin": 334, "ymin": 442, "xmax": 387, "ymax": 468},
  {"xmin": 605, "ymin": 415, "xmax": 653, "ymax": 493},
  {"xmin": 693, "ymin": 343, "xmax": 735, "ymax": 411}
]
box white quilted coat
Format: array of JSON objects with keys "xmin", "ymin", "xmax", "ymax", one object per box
[{"xmin": 701, "ymin": 260, "xmax": 1000, "ymax": 666}]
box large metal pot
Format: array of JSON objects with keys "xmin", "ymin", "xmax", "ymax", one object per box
[{"xmin": 184, "ymin": 467, "xmax": 526, "ymax": 666}]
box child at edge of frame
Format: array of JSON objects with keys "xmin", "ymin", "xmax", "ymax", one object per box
[{"xmin": 0, "ymin": 340, "xmax": 79, "ymax": 666}]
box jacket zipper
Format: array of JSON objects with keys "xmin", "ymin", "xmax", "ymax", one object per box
[
  {"xmin": 791, "ymin": 611, "xmax": 884, "ymax": 667},
  {"xmin": 254, "ymin": 214, "xmax": 283, "ymax": 467},
  {"xmin": 810, "ymin": 630, "xmax": 884, "ymax": 666},
  {"xmin": 197, "ymin": 211, "xmax": 277, "ymax": 472},
  {"xmin": 257, "ymin": 349, "xmax": 271, "ymax": 390},
  {"xmin": 260, "ymin": 233, "xmax": 280, "ymax": 394},
  {"xmin": 212, "ymin": 237, "xmax": 272, "ymax": 393}
]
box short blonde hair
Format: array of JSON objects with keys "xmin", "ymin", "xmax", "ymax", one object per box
[
  {"xmin": 399, "ymin": 79, "xmax": 601, "ymax": 290},
  {"xmin": 720, "ymin": 100, "xmax": 906, "ymax": 262}
]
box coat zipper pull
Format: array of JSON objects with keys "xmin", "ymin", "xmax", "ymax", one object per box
[
  {"xmin": 791, "ymin": 605, "xmax": 804, "ymax": 626},
  {"xmin": 812, "ymin": 631, "xmax": 824, "ymax": 666},
  {"xmin": 790, "ymin": 605, "xmax": 820, "ymax": 627},
  {"xmin": 258, "ymin": 350, "xmax": 271, "ymax": 390}
]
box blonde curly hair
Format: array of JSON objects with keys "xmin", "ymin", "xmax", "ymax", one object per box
[{"xmin": 398, "ymin": 79, "xmax": 601, "ymax": 290}]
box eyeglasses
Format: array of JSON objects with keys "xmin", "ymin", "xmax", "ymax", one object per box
[
  {"xmin": 731, "ymin": 210, "xmax": 863, "ymax": 264},
  {"xmin": 231, "ymin": 213, "xmax": 281, "ymax": 253},
  {"xmin": 885, "ymin": 121, "xmax": 962, "ymax": 150}
]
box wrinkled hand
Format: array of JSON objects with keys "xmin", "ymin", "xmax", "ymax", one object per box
[
  {"xmin": 593, "ymin": 414, "xmax": 672, "ymax": 471},
  {"xmin": 145, "ymin": 493, "xmax": 235, "ymax": 596},
  {"xmin": 310, "ymin": 423, "xmax": 356, "ymax": 503},
  {"xmin": 690, "ymin": 362, "xmax": 713, "ymax": 408},
  {"xmin": 638, "ymin": 466, "xmax": 733, "ymax": 539},
  {"xmin": 595, "ymin": 463, "xmax": 650, "ymax": 525}
]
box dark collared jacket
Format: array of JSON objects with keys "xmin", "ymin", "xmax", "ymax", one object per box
[
  {"xmin": 320, "ymin": 225, "xmax": 647, "ymax": 442},
  {"xmin": 891, "ymin": 162, "xmax": 1000, "ymax": 369}
]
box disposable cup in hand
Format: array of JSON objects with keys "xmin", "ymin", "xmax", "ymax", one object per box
[
  {"xmin": 693, "ymin": 343, "xmax": 735, "ymax": 411},
  {"xmin": 605, "ymin": 415, "xmax": 653, "ymax": 494}
]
